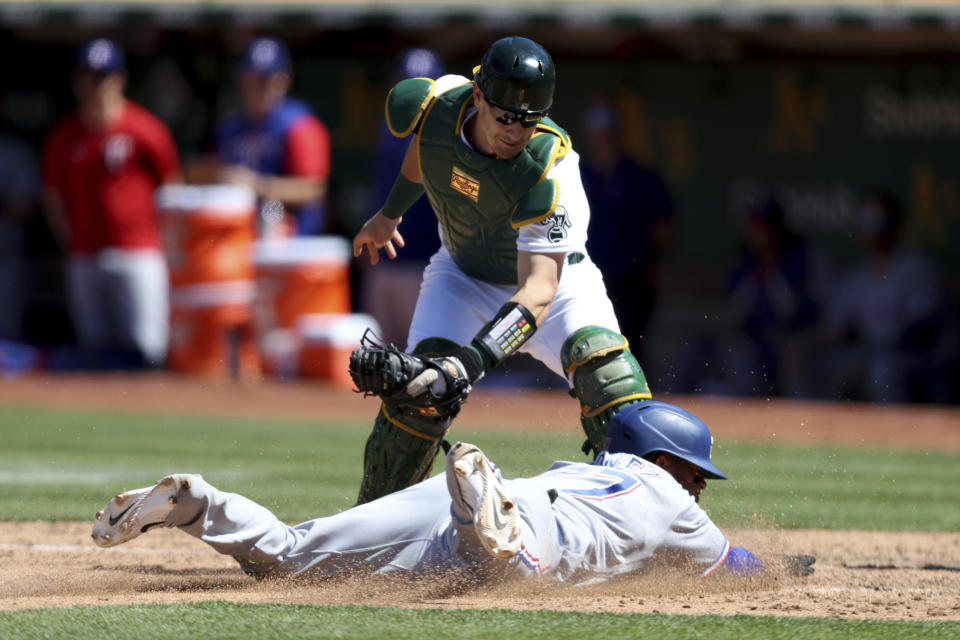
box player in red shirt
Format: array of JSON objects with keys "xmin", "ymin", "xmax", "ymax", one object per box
[{"xmin": 42, "ymin": 38, "xmax": 182, "ymax": 366}]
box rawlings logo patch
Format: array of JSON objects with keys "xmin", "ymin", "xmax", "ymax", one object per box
[{"xmin": 450, "ymin": 167, "xmax": 479, "ymax": 202}]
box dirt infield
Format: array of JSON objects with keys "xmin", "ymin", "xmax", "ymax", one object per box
[
  {"xmin": 1, "ymin": 372, "xmax": 959, "ymax": 619},
  {"xmin": 2, "ymin": 523, "xmax": 959, "ymax": 620}
]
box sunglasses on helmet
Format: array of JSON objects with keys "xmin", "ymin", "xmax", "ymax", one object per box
[{"xmin": 483, "ymin": 97, "xmax": 544, "ymax": 129}]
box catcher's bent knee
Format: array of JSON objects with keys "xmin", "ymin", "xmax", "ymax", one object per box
[
  {"xmin": 561, "ymin": 326, "xmax": 652, "ymax": 457},
  {"xmin": 356, "ymin": 403, "xmax": 451, "ymax": 505}
]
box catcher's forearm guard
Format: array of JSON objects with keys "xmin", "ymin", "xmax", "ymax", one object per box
[{"xmin": 470, "ymin": 302, "xmax": 537, "ymax": 369}]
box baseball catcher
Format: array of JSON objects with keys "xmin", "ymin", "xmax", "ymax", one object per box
[{"xmin": 351, "ymin": 36, "xmax": 652, "ymax": 504}]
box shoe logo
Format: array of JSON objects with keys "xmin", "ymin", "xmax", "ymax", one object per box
[{"xmin": 107, "ymin": 503, "xmax": 134, "ymax": 527}]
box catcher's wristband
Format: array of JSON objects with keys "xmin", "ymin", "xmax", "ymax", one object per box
[
  {"xmin": 381, "ymin": 173, "xmax": 424, "ymax": 220},
  {"xmin": 470, "ymin": 302, "xmax": 538, "ymax": 370}
]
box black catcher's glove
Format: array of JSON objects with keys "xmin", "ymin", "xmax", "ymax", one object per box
[{"xmin": 349, "ymin": 330, "xmax": 473, "ymax": 418}]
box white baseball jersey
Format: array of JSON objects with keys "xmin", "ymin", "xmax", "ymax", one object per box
[
  {"xmin": 506, "ymin": 452, "xmax": 730, "ymax": 582},
  {"xmin": 169, "ymin": 452, "xmax": 730, "ymax": 583}
]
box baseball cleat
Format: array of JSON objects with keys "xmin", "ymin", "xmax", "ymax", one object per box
[
  {"xmin": 446, "ymin": 441, "xmax": 521, "ymax": 560},
  {"xmin": 91, "ymin": 474, "xmax": 193, "ymax": 547}
]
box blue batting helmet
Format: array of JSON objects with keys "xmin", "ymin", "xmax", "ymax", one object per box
[{"xmin": 605, "ymin": 401, "xmax": 727, "ymax": 479}]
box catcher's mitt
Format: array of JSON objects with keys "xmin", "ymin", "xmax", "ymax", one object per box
[{"xmin": 349, "ymin": 330, "xmax": 473, "ymax": 418}]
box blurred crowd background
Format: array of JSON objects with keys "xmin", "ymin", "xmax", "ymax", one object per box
[{"xmin": 1, "ymin": 0, "xmax": 959, "ymax": 405}]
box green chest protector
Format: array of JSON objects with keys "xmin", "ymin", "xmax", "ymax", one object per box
[{"xmin": 387, "ymin": 78, "xmax": 570, "ymax": 285}]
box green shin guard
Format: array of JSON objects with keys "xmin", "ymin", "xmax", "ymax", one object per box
[
  {"xmin": 562, "ymin": 326, "xmax": 653, "ymax": 458},
  {"xmin": 355, "ymin": 403, "xmax": 450, "ymax": 505}
]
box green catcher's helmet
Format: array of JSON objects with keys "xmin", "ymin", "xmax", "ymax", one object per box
[{"xmin": 474, "ymin": 36, "xmax": 555, "ymax": 126}]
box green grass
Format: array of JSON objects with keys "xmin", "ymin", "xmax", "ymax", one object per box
[
  {"xmin": 706, "ymin": 441, "xmax": 960, "ymax": 530},
  {"xmin": 1, "ymin": 406, "xmax": 959, "ymax": 530},
  {"xmin": 0, "ymin": 602, "xmax": 956, "ymax": 640},
  {"xmin": 0, "ymin": 407, "xmax": 366, "ymax": 521},
  {"xmin": 0, "ymin": 405, "xmax": 585, "ymax": 521}
]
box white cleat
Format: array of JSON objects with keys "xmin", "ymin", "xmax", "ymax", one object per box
[
  {"xmin": 446, "ymin": 441, "xmax": 521, "ymax": 560},
  {"xmin": 91, "ymin": 474, "xmax": 193, "ymax": 547}
]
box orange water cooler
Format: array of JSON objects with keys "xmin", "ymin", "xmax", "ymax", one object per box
[
  {"xmin": 297, "ymin": 313, "xmax": 382, "ymax": 389},
  {"xmin": 252, "ymin": 236, "xmax": 353, "ymax": 377},
  {"xmin": 167, "ymin": 282, "xmax": 259, "ymax": 377},
  {"xmin": 157, "ymin": 185, "xmax": 259, "ymax": 378}
]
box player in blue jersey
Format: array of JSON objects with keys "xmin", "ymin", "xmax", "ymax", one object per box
[
  {"xmin": 207, "ymin": 37, "xmax": 331, "ymax": 235},
  {"xmin": 91, "ymin": 401, "xmax": 813, "ymax": 583}
]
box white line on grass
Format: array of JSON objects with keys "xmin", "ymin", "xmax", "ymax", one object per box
[{"xmin": 0, "ymin": 465, "xmax": 250, "ymax": 485}]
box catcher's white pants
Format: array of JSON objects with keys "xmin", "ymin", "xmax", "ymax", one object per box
[
  {"xmin": 406, "ymin": 248, "xmax": 620, "ymax": 382},
  {"xmin": 172, "ymin": 472, "xmax": 558, "ymax": 579}
]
